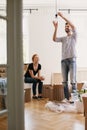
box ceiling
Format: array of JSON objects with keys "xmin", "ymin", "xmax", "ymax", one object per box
[
  {"xmin": 0, "ymin": 0, "xmax": 87, "ymax": 8},
  {"xmin": 23, "ymin": 0, "xmax": 87, "ymax": 8}
]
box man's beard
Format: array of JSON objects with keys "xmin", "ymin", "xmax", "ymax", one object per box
[{"xmin": 65, "ymin": 29, "xmax": 70, "ymax": 33}]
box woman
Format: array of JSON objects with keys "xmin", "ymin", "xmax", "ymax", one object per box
[{"xmin": 24, "ymin": 54, "xmax": 45, "ymax": 99}]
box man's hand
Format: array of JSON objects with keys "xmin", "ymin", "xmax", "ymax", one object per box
[
  {"xmin": 53, "ymin": 21, "xmax": 58, "ymax": 41},
  {"xmin": 58, "ymin": 12, "xmax": 64, "ymax": 18},
  {"xmin": 57, "ymin": 12, "xmax": 75, "ymax": 30},
  {"xmin": 53, "ymin": 21, "xmax": 58, "ymax": 29}
]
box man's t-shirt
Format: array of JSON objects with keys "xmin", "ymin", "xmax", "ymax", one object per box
[{"xmin": 55, "ymin": 29, "xmax": 77, "ymax": 60}]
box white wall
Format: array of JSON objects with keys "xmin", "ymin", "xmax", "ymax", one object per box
[
  {"xmin": 28, "ymin": 6, "xmax": 63, "ymax": 84},
  {"xmin": 24, "ymin": 6, "xmax": 87, "ymax": 84}
]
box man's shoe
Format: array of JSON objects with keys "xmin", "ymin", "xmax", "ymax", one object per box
[
  {"xmin": 62, "ymin": 98, "xmax": 70, "ymax": 103},
  {"xmin": 72, "ymin": 89, "xmax": 77, "ymax": 93}
]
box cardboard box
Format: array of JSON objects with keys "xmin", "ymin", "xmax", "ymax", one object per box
[
  {"xmin": 77, "ymin": 83, "xmax": 84, "ymax": 91},
  {"xmin": 42, "ymin": 84, "xmax": 65, "ymax": 101},
  {"xmin": 24, "ymin": 88, "xmax": 31, "ymax": 102},
  {"xmin": 0, "ymin": 95, "xmax": 6, "ymax": 110},
  {"xmin": 53, "ymin": 84, "xmax": 65, "ymax": 101},
  {"xmin": 42, "ymin": 85, "xmax": 52, "ymax": 98}
]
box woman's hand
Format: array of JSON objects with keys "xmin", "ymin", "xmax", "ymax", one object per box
[{"xmin": 39, "ymin": 76, "xmax": 45, "ymax": 80}]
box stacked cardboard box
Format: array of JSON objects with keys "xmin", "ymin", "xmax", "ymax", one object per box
[
  {"xmin": 42, "ymin": 83, "xmax": 84, "ymax": 101},
  {"xmin": 42, "ymin": 84, "xmax": 65, "ymax": 101}
]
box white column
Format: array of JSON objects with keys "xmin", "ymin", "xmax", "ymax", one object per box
[{"xmin": 7, "ymin": 0, "xmax": 24, "ymax": 130}]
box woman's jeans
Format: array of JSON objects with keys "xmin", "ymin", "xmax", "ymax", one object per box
[
  {"xmin": 24, "ymin": 77, "xmax": 43, "ymax": 96},
  {"xmin": 61, "ymin": 58, "xmax": 76, "ymax": 100}
]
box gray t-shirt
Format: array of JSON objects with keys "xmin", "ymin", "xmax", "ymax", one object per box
[{"xmin": 55, "ymin": 29, "xmax": 77, "ymax": 60}]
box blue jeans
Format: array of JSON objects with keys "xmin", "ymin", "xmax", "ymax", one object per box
[
  {"xmin": 61, "ymin": 58, "xmax": 76, "ymax": 100},
  {"xmin": 24, "ymin": 77, "xmax": 43, "ymax": 96}
]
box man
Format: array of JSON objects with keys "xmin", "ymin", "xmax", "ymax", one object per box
[{"xmin": 53, "ymin": 12, "xmax": 77, "ymax": 100}]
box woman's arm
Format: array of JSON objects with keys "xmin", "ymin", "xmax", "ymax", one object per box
[
  {"xmin": 29, "ymin": 70, "xmax": 44, "ymax": 80},
  {"xmin": 29, "ymin": 70, "xmax": 38, "ymax": 79},
  {"xmin": 37, "ymin": 70, "xmax": 45, "ymax": 80}
]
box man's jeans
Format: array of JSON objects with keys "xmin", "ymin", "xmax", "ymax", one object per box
[
  {"xmin": 24, "ymin": 77, "xmax": 43, "ymax": 96},
  {"xmin": 61, "ymin": 58, "xmax": 76, "ymax": 100}
]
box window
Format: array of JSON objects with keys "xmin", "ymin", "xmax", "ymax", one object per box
[
  {"xmin": 0, "ymin": 1, "xmax": 7, "ymax": 64},
  {"xmin": 23, "ymin": 13, "xmax": 30, "ymax": 63}
]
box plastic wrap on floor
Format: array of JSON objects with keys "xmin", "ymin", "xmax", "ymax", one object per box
[{"xmin": 45, "ymin": 101, "xmax": 83, "ymax": 113}]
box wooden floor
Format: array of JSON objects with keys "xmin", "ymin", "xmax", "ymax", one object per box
[{"xmin": 0, "ymin": 98, "xmax": 85, "ymax": 130}]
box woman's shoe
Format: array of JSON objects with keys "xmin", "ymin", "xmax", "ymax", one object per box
[
  {"xmin": 38, "ymin": 96, "xmax": 43, "ymax": 99},
  {"xmin": 32, "ymin": 96, "xmax": 38, "ymax": 99}
]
